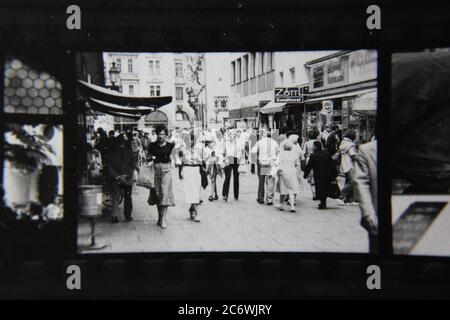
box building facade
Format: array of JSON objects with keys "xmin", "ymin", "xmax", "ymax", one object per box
[
  {"xmin": 103, "ymin": 52, "xmax": 195, "ymax": 130},
  {"xmin": 228, "ymin": 51, "xmax": 336, "ymax": 131},
  {"xmin": 303, "ymin": 49, "xmax": 377, "ymax": 143}
]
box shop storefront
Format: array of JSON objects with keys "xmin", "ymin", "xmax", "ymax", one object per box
[
  {"xmin": 302, "ymin": 49, "xmax": 377, "ymax": 143},
  {"xmin": 228, "ymin": 105, "xmax": 258, "ymax": 129}
]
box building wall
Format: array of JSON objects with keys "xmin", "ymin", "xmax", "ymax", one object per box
[
  {"xmin": 204, "ymin": 53, "xmax": 233, "ymax": 128},
  {"xmin": 229, "ymin": 51, "xmax": 337, "ymax": 109},
  {"xmin": 103, "ymin": 52, "xmax": 196, "ymax": 129}
]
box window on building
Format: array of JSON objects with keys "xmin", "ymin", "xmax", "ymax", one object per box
[
  {"xmin": 236, "ymin": 58, "xmax": 241, "ymax": 83},
  {"xmin": 312, "ymin": 65, "xmax": 324, "ymax": 88},
  {"xmin": 250, "ymin": 52, "xmax": 256, "ymax": 78},
  {"xmin": 221, "ymin": 99, "xmax": 227, "ymax": 109},
  {"xmin": 279, "ymin": 71, "xmax": 284, "ymax": 85},
  {"xmin": 243, "ymin": 55, "xmax": 249, "ymax": 81},
  {"xmin": 127, "ymin": 59, "xmax": 133, "ymax": 73},
  {"xmin": 149, "ymin": 60, "xmax": 161, "ymax": 75},
  {"xmin": 149, "ymin": 60, "xmax": 154, "ymax": 74},
  {"xmin": 156, "ymin": 85, "xmax": 161, "ymax": 96},
  {"xmin": 231, "ymin": 61, "xmax": 236, "ymax": 84},
  {"xmin": 290, "ymin": 67, "xmax": 295, "ymax": 84},
  {"xmin": 175, "ymin": 86, "xmax": 183, "ymax": 100},
  {"xmin": 129, "ymin": 84, "xmax": 134, "ymax": 95},
  {"xmin": 175, "ymin": 62, "xmax": 183, "ymax": 77},
  {"xmin": 116, "ymin": 58, "xmax": 121, "ymax": 72},
  {"xmin": 259, "ymin": 53, "xmax": 265, "ymax": 75},
  {"xmin": 267, "ymin": 53, "xmax": 273, "ymax": 71},
  {"xmin": 149, "ymin": 85, "xmax": 155, "ymax": 97}
]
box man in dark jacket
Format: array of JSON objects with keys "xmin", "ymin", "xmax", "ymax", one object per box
[
  {"xmin": 325, "ymin": 125, "xmax": 340, "ymax": 155},
  {"xmin": 303, "ymin": 141, "xmax": 337, "ymax": 209},
  {"xmin": 107, "ymin": 135, "xmax": 138, "ymax": 223}
]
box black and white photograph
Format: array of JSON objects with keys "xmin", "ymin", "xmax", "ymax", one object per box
[
  {"xmin": 2, "ymin": 124, "xmax": 64, "ymax": 222},
  {"xmin": 76, "ymin": 50, "xmax": 378, "ymax": 253},
  {"xmin": 391, "ymin": 49, "xmax": 450, "ymax": 256}
]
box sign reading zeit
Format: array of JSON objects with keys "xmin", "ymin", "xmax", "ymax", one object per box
[{"xmin": 274, "ymin": 86, "xmax": 309, "ymax": 103}]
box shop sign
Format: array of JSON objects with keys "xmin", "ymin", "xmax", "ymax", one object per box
[
  {"xmin": 312, "ymin": 65, "xmax": 325, "ymax": 89},
  {"xmin": 349, "ymin": 50, "xmax": 377, "ymax": 83},
  {"xmin": 274, "ymin": 85, "xmax": 309, "ymax": 103},
  {"xmin": 320, "ymin": 100, "xmax": 333, "ymax": 115}
]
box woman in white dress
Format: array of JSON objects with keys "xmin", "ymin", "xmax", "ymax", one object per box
[
  {"xmin": 275, "ymin": 140, "xmax": 300, "ymax": 212},
  {"xmin": 179, "ymin": 131, "xmax": 203, "ymax": 222}
]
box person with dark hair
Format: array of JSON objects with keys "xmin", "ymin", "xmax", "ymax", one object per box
[
  {"xmin": 179, "ymin": 130, "xmax": 203, "ymax": 222},
  {"xmin": 222, "ymin": 131, "xmax": 244, "ymax": 201},
  {"xmin": 320, "ymin": 124, "xmax": 331, "ymax": 146},
  {"xmin": 251, "ymin": 129, "xmax": 279, "ymax": 205},
  {"xmin": 249, "ymin": 128, "xmax": 258, "ymax": 174},
  {"xmin": 336, "ymin": 129, "xmax": 358, "ymax": 205},
  {"xmin": 303, "ymin": 141, "xmax": 337, "ymax": 209},
  {"xmin": 325, "ymin": 124, "xmax": 340, "ymax": 155},
  {"xmin": 304, "ymin": 130, "xmax": 318, "ymax": 200},
  {"xmin": 108, "ymin": 134, "xmax": 138, "ymax": 223},
  {"xmin": 147, "ymin": 125, "xmax": 176, "ymax": 229},
  {"xmin": 95, "ymin": 127, "xmax": 109, "ymax": 166}
]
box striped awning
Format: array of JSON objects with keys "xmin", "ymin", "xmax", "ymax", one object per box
[{"xmin": 77, "ymin": 80, "xmax": 172, "ymax": 118}]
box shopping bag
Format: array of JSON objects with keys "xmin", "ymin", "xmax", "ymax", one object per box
[
  {"xmin": 135, "ymin": 163, "xmax": 154, "ymax": 189},
  {"xmin": 147, "ymin": 187, "xmax": 158, "ymax": 206}
]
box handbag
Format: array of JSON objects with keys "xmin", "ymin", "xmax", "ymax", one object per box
[
  {"xmin": 328, "ymin": 180, "xmax": 341, "ymax": 199},
  {"xmin": 147, "ymin": 187, "xmax": 158, "ymax": 206},
  {"xmin": 136, "ymin": 163, "xmax": 155, "ymax": 189},
  {"xmin": 200, "ymin": 165, "xmax": 209, "ymax": 189}
]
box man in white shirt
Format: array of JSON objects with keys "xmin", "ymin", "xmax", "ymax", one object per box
[
  {"xmin": 222, "ymin": 132, "xmax": 244, "ymax": 200},
  {"xmin": 251, "ymin": 130, "xmax": 279, "ymax": 205}
]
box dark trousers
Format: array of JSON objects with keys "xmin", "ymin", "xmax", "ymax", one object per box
[
  {"xmin": 111, "ymin": 184, "xmax": 133, "ymax": 219},
  {"xmin": 38, "ymin": 165, "xmax": 59, "ymax": 206},
  {"xmin": 257, "ymin": 164, "xmax": 275, "ymax": 203},
  {"xmin": 222, "ymin": 163, "xmax": 239, "ymax": 199}
]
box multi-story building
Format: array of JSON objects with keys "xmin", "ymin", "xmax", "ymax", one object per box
[
  {"xmin": 228, "ymin": 51, "xmax": 336, "ymax": 131},
  {"xmin": 303, "ymin": 49, "xmax": 378, "ymax": 143},
  {"xmin": 103, "ymin": 52, "xmax": 195, "ymax": 130}
]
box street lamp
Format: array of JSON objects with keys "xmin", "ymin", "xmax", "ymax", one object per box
[{"xmin": 108, "ymin": 61, "xmax": 120, "ymax": 91}]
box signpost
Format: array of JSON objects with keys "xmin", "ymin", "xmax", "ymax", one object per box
[{"xmin": 274, "ymin": 85, "xmax": 309, "ymax": 103}]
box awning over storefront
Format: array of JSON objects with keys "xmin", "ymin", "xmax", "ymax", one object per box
[
  {"xmin": 304, "ymin": 88, "xmax": 375, "ymax": 104},
  {"xmin": 259, "ymin": 101, "xmax": 286, "ymax": 114},
  {"xmin": 77, "ymin": 80, "xmax": 172, "ymax": 119},
  {"xmin": 86, "ymin": 98, "xmax": 146, "ymax": 120},
  {"xmin": 352, "ymin": 90, "xmax": 377, "ymax": 115},
  {"xmin": 228, "ymin": 106, "xmax": 258, "ymax": 119},
  {"xmin": 77, "ymin": 80, "xmax": 172, "ymax": 108}
]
